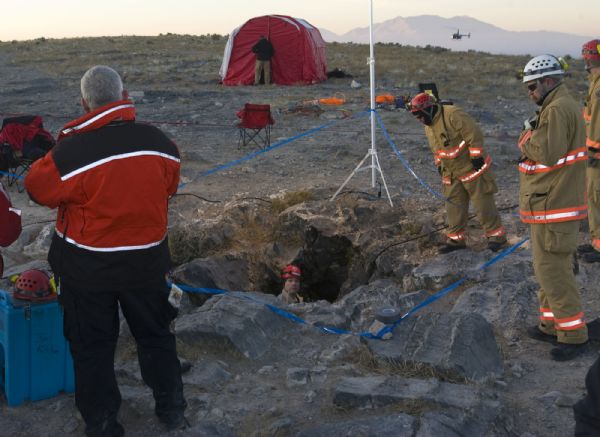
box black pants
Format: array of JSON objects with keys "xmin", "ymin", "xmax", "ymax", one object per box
[
  {"xmin": 61, "ymin": 279, "xmax": 185, "ymax": 437},
  {"xmin": 574, "ymin": 355, "xmax": 600, "ymax": 435}
]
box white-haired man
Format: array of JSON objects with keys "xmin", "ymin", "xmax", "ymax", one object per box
[
  {"xmin": 518, "ymin": 55, "xmax": 589, "ymax": 361},
  {"xmin": 25, "ymin": 65, "xmax": 187, "ymax": 435}
]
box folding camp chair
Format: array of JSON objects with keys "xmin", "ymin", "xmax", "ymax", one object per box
[
  {"xmin": 0, "ymin": 143, "xmax": 34, "ymax": 193},
  {"xmin": 236, "ymin": 104, "xmax": 275, "ymax": 149},
  {"xmin": 0, "ymin": 116, "xmax": 55, "ymax": 192}
]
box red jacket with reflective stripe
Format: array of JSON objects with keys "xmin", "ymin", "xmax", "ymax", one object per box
[{"xmin": 24, "ymin": 101, "xmax": 180, "ymax": 289}]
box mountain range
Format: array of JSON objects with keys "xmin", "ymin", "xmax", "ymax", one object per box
[{"xmin": 319, "ymin": 15, "xmax": 593, "ymax": 57}]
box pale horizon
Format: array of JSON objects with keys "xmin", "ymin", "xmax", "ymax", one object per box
[{"xmin": 1, "ymin": 1, "xmax": 597, "ymax": 42}]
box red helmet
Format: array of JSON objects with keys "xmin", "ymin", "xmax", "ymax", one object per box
[
  {"xmin": 409, "ymin": 93, "xmax": 436, "ymax": 113},
  {"xmin": 281, "ymin": 264, "xmax": 302, "ymax": 280},
  {"xmin": 582, "ymin": 39, "xmax": 600, "ymax": 60},
  {"xmin": 14, "ymin": 269, "xmax": 55, "ymax": 301}
]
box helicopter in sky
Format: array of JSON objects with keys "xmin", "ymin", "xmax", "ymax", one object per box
[{"xmin": 452, "ymin": 29, "xmax": 471, "ymax": 40}]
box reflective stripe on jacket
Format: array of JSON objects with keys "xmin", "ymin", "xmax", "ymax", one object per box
[
  {"xmin": 25, "ymin": 101, "xmax": 180, "ymax": 251},
  {"xmin": 424, "ymin": 104, "xmax": 489, "ymax": 183},
  {"xmin": 518, "ymin": 85, "xmax": 587, "ymax": 224},
  {"xmin": 518, "ymin": 147, "xmax": 587, "ymax": 174},
  {"xmin": 538, "ymin": 308, "xmax": 586, "ymax": 330}
]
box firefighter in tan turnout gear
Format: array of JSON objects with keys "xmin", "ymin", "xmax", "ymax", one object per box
[
  {"xmin": 519, "ymin": 54, "xmax": 589, "ymax": 361},
  {"xmin": 578, "ymin": 39, "xmax": 600, "ymax": 263},
  {"xmin": 409, "ymin": 93, "xmax": 507, "ymax": 254}
]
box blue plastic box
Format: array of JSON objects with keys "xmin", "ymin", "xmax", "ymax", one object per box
[{"xmin": 0, "ymin": 289, "xmax": 74, "ymax": 406}]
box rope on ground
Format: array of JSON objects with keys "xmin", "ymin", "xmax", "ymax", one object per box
[
  {"xmin": 178, "ymin": 110, "xmax": 370, "ymax": 189},
  {"xmin": 374, "ymin": 237, "xmax": 529, "ymax": 338},
  {"xmin": 373, "ymin": 110, "xmax": 448, "ymax": 203},
  {"xmin": 172, "ymin": 237, "xmax": 528, "ymax": 340}
]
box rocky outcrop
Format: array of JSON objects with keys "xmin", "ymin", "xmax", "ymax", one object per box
[{"xmin": 366, "ymin": 312, "xmax": 504, "ymax": 380}]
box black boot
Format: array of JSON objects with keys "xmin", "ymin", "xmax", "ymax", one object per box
[
  {"xmin": 577, "ymin": 244, "xmax": 596, "ymax": 254},
  {"xmin": 526, "ymin": 326, "xmax": 557, "ymax": 345},
  {"xmin": 438, "ymin": 242, "xmax": 466, "ymax": 254},
  {"xmin": 157, "ymin": 410, "xmax": 190, "ymax": 431},
  {"xmin": 487, "ymin": 240, "xmax": 507, "ymax": 252},
  {"xmin": 550, "ymin": 342, "xmax": 589, "ymax": 361},
  {"xmin": 582, "ymin": 251, "xmax": 600, "ymax": 263},
  {"xmin": 587, "ymin": 319, "xmax": 600, "ymax": 342}
]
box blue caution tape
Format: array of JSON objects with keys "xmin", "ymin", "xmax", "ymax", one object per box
[
  {"xmin": 374, "ymin": 237, "xmax": 529, "ymax": 338},
  {"xmin": 0, "ymin": 170, "xmax": 24, "ymax": 180},
  {"xmin": 178, "ymin": 110, "xmax": 370, "ymax": 189},
  {"xmin": 373, "ymin": 110, "xmax": 449, "ymax": 203},
  {"xmin": 172, "ymin": 237, "xmax": 528, "ymax": 340}
]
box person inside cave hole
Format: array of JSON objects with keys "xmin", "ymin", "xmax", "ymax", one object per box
[{"xmin": 278, "ymin": 264, "xmax": 304, "ymax": 304}]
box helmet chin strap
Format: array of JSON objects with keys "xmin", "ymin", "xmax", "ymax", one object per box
[{"xmin": 420, "ymin": 104, "xmax": 438, "ymax": 125}]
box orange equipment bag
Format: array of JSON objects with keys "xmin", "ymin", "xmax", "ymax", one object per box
[
  {"xmin": 375, "ymin": 94, "xmax": 395, "ymax": 104},
  {"xmin": 319, "ymin": 92, "xmax": 346, "ymax": 105}
]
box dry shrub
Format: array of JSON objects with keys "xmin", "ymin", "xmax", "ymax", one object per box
[
  {"xmin": 230, "ymin": 212, "xmax": 275, "ymax": 247},
  {"xmin": 351, "ymin": 343, "xmax": 466, "ymax": 384},
  {"xmin": 270, "ymin": 190, "xmax": 314, "ymax": 214},
  {"xmin": 168, "ymin": 224, "xmax": 206, "ymax": 265}
]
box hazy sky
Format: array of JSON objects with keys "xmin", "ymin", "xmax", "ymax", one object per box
[{"xmin": 1, "ymin": 0, "xmax": 597, "ymax": 41}]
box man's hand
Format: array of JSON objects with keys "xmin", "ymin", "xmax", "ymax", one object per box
[{"xmin": 471, "ymin": 157, "xmax": 485, "ymax": 170}]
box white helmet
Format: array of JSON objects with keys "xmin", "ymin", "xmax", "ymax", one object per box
[{"xmin": 522, "ymin": 54, "xmax": 564, "ymax": 83}]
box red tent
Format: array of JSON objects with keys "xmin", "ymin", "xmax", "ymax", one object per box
[{"xmin": 219, "ymin": 15, "xmax": 327, "ymax": 86}]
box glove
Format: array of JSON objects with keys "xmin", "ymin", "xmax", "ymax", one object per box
[
  {"xmin": 523, "ymin": 114, "xmax": 538, "ymax": 130},
  {"xmin": 518, "ymin": 130, "xmax": 533, "ymax": 150},
  {"xmin": 471, "ymin": 157, "xmax": 485, "ymax": 170}
]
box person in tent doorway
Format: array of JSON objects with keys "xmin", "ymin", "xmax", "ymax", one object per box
[
  {"xmin": 578, "ymin": 39, "xmax": 600, "ymax": 263},
  {"xmin": 278, "ymin": 264, "xmax": 303, "ymax": 304},
  {"xmin": 0, "ymin": 180, "xmax": 22, "ymax": 277},
  {"xmin": 518, "ymin": 54, "xmax": 589, "ymax": 361},
  {"xmin": 408, "ymin": 92, "xmax": 507, "ymax": 254},
  {"xmin": 252, "ymin": 35, "xmax": 274, "ymax": 85},
  {"xmin": 25, "ymin": 65, "xmax": 188, "ymax": 435}
]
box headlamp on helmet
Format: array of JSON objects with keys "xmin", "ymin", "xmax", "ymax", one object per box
[{"xmin": 281, "ymin": 264, "xmax": 302, "ymax": 280}]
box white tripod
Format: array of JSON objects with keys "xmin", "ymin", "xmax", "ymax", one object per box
[{"xmin": 330, "ymin": 0, "xmax": 393, "ymax": 207}]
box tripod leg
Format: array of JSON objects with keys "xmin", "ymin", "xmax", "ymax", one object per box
[
  {"xmin": 330, "ymin": 151, "xmax": 372, "ymax": 201},
  {"xmin": 372, "ymin": 151, "xmax": 393, "ymax": 206}
]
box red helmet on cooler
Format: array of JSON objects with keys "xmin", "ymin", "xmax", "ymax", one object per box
[{"xmin": 14, "ymin": 269, "xmax": 54, "ymax": 301}]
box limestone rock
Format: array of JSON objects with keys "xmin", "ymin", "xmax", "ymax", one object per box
[{"xmin": 365, "ymin": 312, "xmax": 503, "ymax": 380}]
